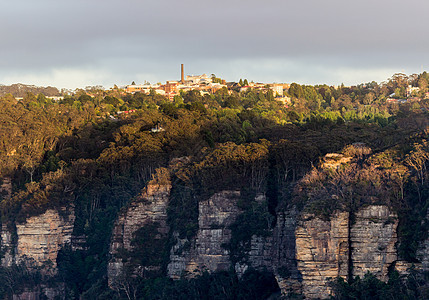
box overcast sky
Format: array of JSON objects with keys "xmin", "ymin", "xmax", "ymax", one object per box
[{"xmin": 1, "ymin": 0, "xmax": 428, "ymax": 89}]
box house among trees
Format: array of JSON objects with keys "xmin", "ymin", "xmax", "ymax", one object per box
[{"xmin": 151, "ymin": 123, "xmax": 165, "ymax": 133}]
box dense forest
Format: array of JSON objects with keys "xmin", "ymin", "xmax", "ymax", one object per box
[{"xmin": 1, "ymin": 72, "xmax": 429, "ymax": 299}]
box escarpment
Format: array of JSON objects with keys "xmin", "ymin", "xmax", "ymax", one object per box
[
  {"xmin": 108, "ymin": 169, "xmax": 171, "ymax": 286},
  {"xmin": 3, "ymin": 144, "xmax": 429, "ymax": 299},
  {"xmin": 106, "ymin": 181, "xmax": 413, "ymax": 299},
  {"xmin": 167, "ymin": 190, "xmax": 242, "ymax": 278},
  {"xmin": 105, "ymin": 148, "xmax": 429, "ymax": 298},
  {"xmin": 1, "ymin": 207, "xmax": 75, "ymax": 271},
  {"xmin": 1, "ymin": 191, "xmax": 410, "ymax": 300},
  {"xmin": 282, "ymin": 205, "xmax": 400, "ymax": 299},
  {"xmin": 0, "ymin": 207, "xmax": 75, "ymax": 299}
]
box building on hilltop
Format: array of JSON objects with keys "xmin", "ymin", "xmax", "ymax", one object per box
[
  {"xmin": 407, "ymin": 85, "xmax": 420, "ymax": 97},
  {"xmin": 121, "ymin": 64, "xmax": 289, "ymax": 102},
  {"xmin": 185, "ymin": 74, "xmax": 212, "ymax": 85},
  {"xmin": 125, "ymin": 84, "xmax": 152, "ymax": 94},
  {"xmin": 270, "ymin": 84, "xmax": 284, "ymax": 97}
]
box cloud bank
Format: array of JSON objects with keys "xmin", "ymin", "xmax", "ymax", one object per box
[{"xmin": 1, "ymin": 0, "xmax": 428, "ymax": 89}]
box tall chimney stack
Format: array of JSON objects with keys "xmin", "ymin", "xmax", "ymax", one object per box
[{"xmin": 181, "ymin": 64, "xmax": 184, "ymax": 83}]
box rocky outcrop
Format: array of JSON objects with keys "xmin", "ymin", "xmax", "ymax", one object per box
[
  {"xmin": 108, "ymin": 178, "xmax": 171, "ymax": 285},
  {"xmin": 168, "ymin": 190, "xmax": 242, "ymax": 278},
  {"xmin": 295, "ymin": 211, "xmax": 349, "ymax": 299},
  {"xmin": 351, "ymin": 205, "xmax": 398, "ymax": 280},
  {"xmin": 0, "ymin": 207, "xmax": 74, "ymax": 299},
  {"xmin": 193, "ymin": 190, "xmax": 242, "ymax": 273},
  {"xmin": 276, "ymin": 205, "xmax": 400, "ymax": 299},
  {"xmin": 105, "ymin": 181, "xmax": 410, "ymax": 300},
  {"xmin": 16, "ymin": 208, "xmax": 74, "ymax": 271},
  {"xmin": 1, "ymin": 207, "xmax": 75, "ymax": 273}
]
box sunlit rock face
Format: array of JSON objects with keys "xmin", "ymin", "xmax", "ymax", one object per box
[
  {"xmin": 0, "ymin": 207, "xmax": 74, "ymax": 300},
  {"xmin": 1, "ymin": 207, "xmax": 75, "ymax": 273},
  {"xmin": 350, "ymin": 205, "xmax": 398, "ymax": 281},
  {"xmin": 274, "ymin": 205, "xmax": 399, "ymax": 299},
  {"xmin": 295, "ymin": 211, "xmax": 350, "ymax": 299}
]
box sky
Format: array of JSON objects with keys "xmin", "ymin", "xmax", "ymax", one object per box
[{"xmin": 1, "ymin": 0, "xmax": 428, "ymax": 90}]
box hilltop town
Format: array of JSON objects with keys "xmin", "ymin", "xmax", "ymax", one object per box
[
  {"xmin": 122, "ymin": 64, "xmax": 289, "ymax": 103},
  {"xmin": 3, "ymin": 68, "xmax": 429, "ymax": 114}
]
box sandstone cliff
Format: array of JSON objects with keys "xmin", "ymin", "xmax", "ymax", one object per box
[
  {"xmin": 0, "ymin": 207, "xmax": 75, "ymax": 299},
  {"xmin": 277, "ymin": 205, "xmax": 400, "ymax": 299},
  {"xmin": 350, "ymin": 205, "xmax": 398, "ymax": 280},
  {"xmin": 168, "ymin": 190, "xmax": 242, "ymax": 278},
  {"xmin": 107, "ymin": 181, "xmax": 411, "ymax": 299},
  {"xmin": 1, "ymin": 207, "xmax": 74, "ymax": 273},
  {"xmin": 294, "ymin": 211, "xmax": 349, "ymax": 298},
  {"xmin": 108, "ymin": 171, "xmax": 171, "ymax": 286}
]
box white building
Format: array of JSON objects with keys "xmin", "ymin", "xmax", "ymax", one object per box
[
  {"xmin": 270, "ymin": 84, "xmax": 284, "ymax": 96},
  {"xmin": 185, "ymin": 74, "xmax": 212, "ymax": 85}
]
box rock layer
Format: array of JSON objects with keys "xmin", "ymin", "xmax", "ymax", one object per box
[
  {"xmin": 168, "ymin": 190, "xmax": 242, "ymax": 278},
  {"xmin": 295, "ymin": 211, "xmax": 350, "ymax": 299},
  {"xmin": 108, "ymin": 181, "xmax": 171, "ymax": 285},
  {"xmin": 350, "ymin": 205, "xmax": 398, "ymax": 280},
  {"xmin": 105, "ymin": 185, "xmax": 409, "ymax": 300},
  {"xmin": 285, "ymin": 205, "xmax": 399, "ymax": 299},
  {"xmin": 1, "ymin": 207, "xmax": 74, "ymax": 273}
]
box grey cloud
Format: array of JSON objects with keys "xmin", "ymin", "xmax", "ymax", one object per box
[{"xmin": 1, "ymin": 0, "xmax": 429, "ymax": 88}]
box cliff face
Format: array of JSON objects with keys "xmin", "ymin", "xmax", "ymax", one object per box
[
  {"xmin": 4, "ymin": 186, "xmax": 420, "ymax": 299},
  {"xmin": 1, "ymin": 207, "xmax": 75, "ymax": 273},
  {"xmin": 0, "ymin": 207, "xmax": 74, "ymax": 300},
  {"xmin": 272, "ymin": 209, "xmax": 303, "ymax": 296},
  {"xmin": 167, "ymin": 192, "xmax": 278, "ymax": 279},
  {"xmin": 278, "ymin": 205, "xmax": 400, "ymax": 299},
  {"xmin": 168, "ymin": 190, "xmax": 242, "ymax": 278},
  {"xmin": 350, "ymin": 205, "xmax": 398, "ymax": 280},
  {"xmin": 108, "ymin": 181, "xmax": 171, "ymax": 285},
  {"xmin": 294, "ymin": 211, "xmax": 350, "ymax": 298},
  {"xmin": 106, "ymin": 182, "xmax": 409, "ymax": 299}
]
